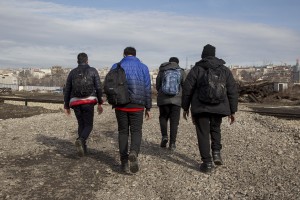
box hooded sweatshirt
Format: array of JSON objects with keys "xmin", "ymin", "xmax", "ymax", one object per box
[
  {"xmin": 156, "ymin": 62, "xmax": 186, "ymax": 107},
  {"xmin": 182, "ymin": 56, "xmax": 238, "ymax": 116}
]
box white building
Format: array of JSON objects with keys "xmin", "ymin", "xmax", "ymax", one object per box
[
  {"xmin": 32, "ymin": 71, "xmax": 46, "ymax": 79},
  {"xmin": 274, "ymin": 82, "xmax": 288, "ymax": 92},
  {"xmin": 0, "ymin": 73, "xmax": 18, "ymax": 85}
]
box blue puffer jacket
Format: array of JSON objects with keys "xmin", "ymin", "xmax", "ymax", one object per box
[{"xmin": 111, "ymin": 56, "xmax": 152, "ymax": 110}]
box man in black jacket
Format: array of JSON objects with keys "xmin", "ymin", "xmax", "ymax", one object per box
[
  {"xmin": 182, "ymin": 44, "xmax": 238, "ymax": 173},
  {"xmin": 64, "ymin": 52, "xmax": 103, "ymax": 156},
  {"xmin": 156, "ymin": 57, "xmax": 186, "ymax": 150}
]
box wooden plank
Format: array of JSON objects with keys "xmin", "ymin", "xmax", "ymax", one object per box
[{"xmin": 0, "ymin": 97, "xmax": 64, "ymax": 105}]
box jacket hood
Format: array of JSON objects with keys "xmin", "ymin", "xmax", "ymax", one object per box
[
  {"xmin": 159, "ymin": 62, "xmax": 181, "ymax": 71},
  {"xmin": 77, "ymin": 64, "xmax": 90, "ymax": 68},
  {"xmin": 195, "ymin": 56, "xmax": 226, "ymax": 70}
]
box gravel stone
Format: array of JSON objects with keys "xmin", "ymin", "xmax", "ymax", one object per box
[{"xmin": 0, "ymin": 103, "xmax": 299, "ymax": 199}]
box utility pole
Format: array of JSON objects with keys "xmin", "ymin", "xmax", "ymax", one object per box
[{"xmin": 186, "ymin": 57, "xmax": 188, "ymax": 70}]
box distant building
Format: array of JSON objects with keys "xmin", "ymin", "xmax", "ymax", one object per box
[
  {"xmin": 292, "ymin": 59, "xmax": 300, "ymax": 83},
  {"xmin": 0, "ymin": 73, "xmax": 18, "ymax": 85},
  {"xmin": 274, "ymin": 82, "xmax": 288, "ymax": 92},
  {"xmin": 40, "ymin": 68, "xmax": 52, "ymax": 75},
  {"xmin": 32, "ymin": 70, "xmax": 46, "ymax": 79}
]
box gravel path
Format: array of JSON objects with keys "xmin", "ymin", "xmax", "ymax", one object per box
[{"xmin": 0, "ymin": 103, "xmax": 299, "ymax": 200}]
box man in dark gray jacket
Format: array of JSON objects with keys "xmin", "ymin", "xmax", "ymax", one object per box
[
  {"xmin": 182, "ymin": 44, "xmax": 238, "ymax": 173},
  {"xmin": 64, "ymin": 52, "xmax": 103, "ymax": 156},
  {"xmin": 156, "ymin": 57, "xmax": 186, "ymax": 150}
]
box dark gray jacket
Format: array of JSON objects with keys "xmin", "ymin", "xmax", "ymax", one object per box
[
  {"xmin": 156, "ymin": 62, "xmax": 186, "ymax": 107},
  {"xmin": 64, "ymin": 64, "xmax": 103, "ymax": 109},
  {"xmin": 182, "ymin": 56, "xmax": 238, "ymax": 116}
]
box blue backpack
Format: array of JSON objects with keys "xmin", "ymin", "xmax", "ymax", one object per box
[{"xmin": 161, "ymin": 69, "xmax": 181, "ymax": 95}]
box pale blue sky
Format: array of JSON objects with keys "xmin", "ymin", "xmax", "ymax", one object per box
[
  {"xmin": 39, "ymin": 0, "xmax": 300, "ymax": 30},
  {"xmin": 0, "ymin": 0, "xmax": 299, "ymax": 68}
]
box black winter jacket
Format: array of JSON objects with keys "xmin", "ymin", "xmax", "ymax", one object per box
[
  {"xmin": 181, "ymin": 56, "xmax": 238, "ymax": 116},
  {"xmin": 156, "ymin": 62, "xmax": 186, "ymax": 107},
  {"xmin": 64, "ymin": 64, "xmax": 103, "ymax": 109}
]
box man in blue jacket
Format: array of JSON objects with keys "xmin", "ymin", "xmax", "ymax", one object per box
[{"xmin": 110, "ymin": 47, "xmax": 152, "ymax": 173}]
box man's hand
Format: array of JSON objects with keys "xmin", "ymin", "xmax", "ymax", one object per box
[
  {"xmin": 228, "ymin": 114, "xmax": 235, "ymax": 125},
  {"xmin": 97, "ymin": 104, "xmax": 103, "ymax": 115},
  {"xmin": 64, "ymin": 108, "xmax": 71, "ymax": 116},
  {"xmin": 183, "ymin": 110, "xmax": 189, "ymax": 120},
  {"xmin": 145, "ymin": 110, "xmax": 151, "ymax": 120}
]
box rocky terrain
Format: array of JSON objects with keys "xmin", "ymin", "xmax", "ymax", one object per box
[{"xmin": 0, "ymin": 101, "xmax": 299, "ymax": 200}]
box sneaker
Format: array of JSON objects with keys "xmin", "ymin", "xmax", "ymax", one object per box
[
  {"xmin": 128, "ymin": 151, "xmax": 139, "ymax": 173},
  {"xmin": 199, "ymin": 162, "xmax": 214, "ymax": 173},
  {"xmin": 212, "ymin": 151, "xmax": 223, "ymax": 165},
  {"xmin": 169, "ymin": 143, "xmax": 176, "ymax": 151},
  {"xmin": 121, "ymin": 161, "xmax": 129, "ymax": 173},
  {"xmin": 160, "ymin": 137, "xmax": 168, "ymax": 148},
  {"xmin": 75, "ymin": 138, "xmax": 85, "ymax": 157}
]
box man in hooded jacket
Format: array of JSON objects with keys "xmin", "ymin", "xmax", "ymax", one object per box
[
  {"xmin": 182, "ymin": 44, "xmax": 238, "ymax": 173},
  {"xmin": 156, "ymin": 57, "xmax": 186, "ymax": 150}
]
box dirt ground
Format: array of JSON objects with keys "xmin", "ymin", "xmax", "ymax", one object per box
[
  {"xmin": 0, "ymin": 92, "xmax": 62, "ymax": 120},
  {"xmin": 0, "ymin": 103, "xmax": 60, "ymax": 120},
  {"xmin": 0, "ymin": 92, "xmax": 300, "ymax": 199}
]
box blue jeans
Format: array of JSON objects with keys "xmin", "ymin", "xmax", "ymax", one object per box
[{"xmin": 115, "ymin": 110, "xmax": 144, "ymax": 162}]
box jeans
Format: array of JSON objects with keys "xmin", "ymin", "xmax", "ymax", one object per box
[
  {"xmin": 115, "ymin": 110, "xmax": 144, "ymax": 162},
  {"xmin": 73, "ymin": 104, "xmax": 95, "ymax": 143},
  {"xmin": 159, "ymin": 104, "xmax": 181, "ymax": 144},
  {"xmin": 193, "ymin": 113, "xmax": 223, "ymax": 163}
]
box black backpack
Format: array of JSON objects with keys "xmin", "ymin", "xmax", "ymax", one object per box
[
  {"xmin": 198, "ymin": 66, "xmax": 227, "ymax": 104},
  {"xmin": 72, "ymin": 67, "xmax": 94, "ymax": 97},
  {"xmin": 104, "ymin": 63, "xmax": 130, "ymax": 105}
]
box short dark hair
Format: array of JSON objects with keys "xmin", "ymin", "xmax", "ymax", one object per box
[
  {"xmin": 123, "ymin": 47, "xmax": 136, "ymax": 56},
  {"xmin": 169, "ymin": 57, "xmax": 179, "ymax": 64},
  {"xmin": 77, "ymin": 52, "xmax": 88, "ymax": 64}
]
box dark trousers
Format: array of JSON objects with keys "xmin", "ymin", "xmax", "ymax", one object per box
[
  {"xmin": 73, "ymin": 104, "xmax": 95, "ymax": 143},
  {"xmin": 159, "ymin": 105, "xmax": 181, "ymax": 144},
  {"xmin": 193, "ymin": 113, "xmax": 223, "ymax": 163},
  {"xmin": 115, "ymin": 110, "xmax": 144, "ymax": 162}
]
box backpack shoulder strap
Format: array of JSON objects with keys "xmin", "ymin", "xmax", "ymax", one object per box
[{"xmin": 117, "ymin": 62, "xmax": 122, "ymax": 68}]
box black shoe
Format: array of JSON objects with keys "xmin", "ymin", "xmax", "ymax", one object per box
[
  {"xmin": 75, "ymin": 138, "xmax": 85, "ymax": 157},
  {"xmin": 199, "ymin": 162, "xmax": 214, "ymax": 173},
  {"xmin": 128, "ymin": 151, "xmax": 139, "ymax": 173},
  {"xmin": 169, "ymin": 143, "xmax": 176, "ymax": 151},
  {"xmin": 83, "ymin": 144, "xmax": 88, "ymax": 155},
  {"xmin": 212, "ymin": 151, "xmax": 223, "ymax": 165},
  {"xmin": 121, "ymin": 161, "xmax": 129, "ymax": 173},
  {"xmin": 160, "ymin": 137, "xmax": 168, "ymax": 148}
]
